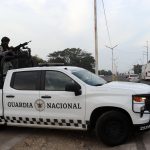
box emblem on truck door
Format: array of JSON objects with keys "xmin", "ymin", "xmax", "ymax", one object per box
[{"xmin": 34, "ymin": 99, "xmax": 45, "ymax": 112}]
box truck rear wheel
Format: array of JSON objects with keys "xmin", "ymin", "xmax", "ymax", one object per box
[{"xmin": 95, "ymin": 110, "xmax": 131, "ymax": 146}]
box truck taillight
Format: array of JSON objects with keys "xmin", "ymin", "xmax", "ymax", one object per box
[{"xmin": 133, "ymin": 96, "xmax": 146, "ymax": 103}]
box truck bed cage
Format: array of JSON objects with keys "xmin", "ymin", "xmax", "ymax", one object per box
[{"xmin": 0, "ymin": 47, "xmax": 33, "ymax": 88}]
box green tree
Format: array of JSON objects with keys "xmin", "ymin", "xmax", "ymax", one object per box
[
  {"xmin": 133, "ymin": 64, "xmax": 142, "ymax": 74},
  {"xmin": 99, "ymin": 70, "xmax": 112, "ymax": 75},
  {"xmin": 47, "ymin": 48, "xmax": 95, "ymax": 71},
  {"xmin": 107, "ymin": 70, "xmax": 112, "ymax": 75},
  {"xmin": 32, "ymin": 55, "xmax": 46, "ymax": 66}
]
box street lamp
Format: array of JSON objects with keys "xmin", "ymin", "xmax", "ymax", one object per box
[{"xmin": 105, "ymin": 44, "xmax": 118, "ymax": 80}]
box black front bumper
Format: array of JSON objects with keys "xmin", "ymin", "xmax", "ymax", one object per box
[
  {"xmin": 134, "ymin": 121, "xmax": 150, "ymax": 131},
  {"xmin": 132, "ymin": 94, "xmax": 150, "ymax": 131}
]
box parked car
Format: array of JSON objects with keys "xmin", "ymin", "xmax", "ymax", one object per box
[{"xmin": 128, "ymin": 74, "xmax": 140, "ymax": 82}]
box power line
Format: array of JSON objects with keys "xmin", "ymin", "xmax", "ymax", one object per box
[{"xmin": 101, "ymin": 0, "xmax": 112, "ymax": 47}]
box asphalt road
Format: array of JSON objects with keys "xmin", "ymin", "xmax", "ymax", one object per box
[
  {"xmin": 0, "ymin": 126, "xmax": 149, "ymax": 150},
  {"xmin": 0, "ymin": 127, "xmax": 30, "ymax": 150},
  {"xmin": 102, "ymin": 75, "xmax": 150, "ymax": 85},
  {"xmin": 140, "ymin": 80, "xmax": 150, "ymax": 85}
]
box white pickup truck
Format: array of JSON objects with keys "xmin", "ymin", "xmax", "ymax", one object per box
[{"xmin": 0, "ymin": 66, "xmax": 150, "ymax": 146}]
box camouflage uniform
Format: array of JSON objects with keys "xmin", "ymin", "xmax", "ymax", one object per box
[{"xmin": 0, "ymin": 45, "xmax": 13, "ymax": 75}]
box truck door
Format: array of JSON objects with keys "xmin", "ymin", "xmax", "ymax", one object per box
[
  {"xmin": 3, "ymin": 70, "xmax": 41, "ymax": 126},
  {"xmin": 39, "ymin": 70, "xmax": 86, "ymax": 129}
]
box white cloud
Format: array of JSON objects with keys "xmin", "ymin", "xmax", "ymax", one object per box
[
  {"xmin": 63, "ymin": 0, "xmax": 89, "ymax": 34},
  {"xmin": 18, "ymin": 0, "xmax": 47, "ymax": 14}
]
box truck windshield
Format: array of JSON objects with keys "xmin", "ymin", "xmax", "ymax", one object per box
[{"xmin": 72, "ymin": 69, "xmax": 107, "ymax": 86}]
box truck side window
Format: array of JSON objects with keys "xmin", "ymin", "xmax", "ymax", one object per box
[
  {"xmin": 11, "ymin": 71, "xmax": 40, "ymax": 90},
  {"xmin": 45, "ymin": 71, "xmax": 74, "ymax": 91}
]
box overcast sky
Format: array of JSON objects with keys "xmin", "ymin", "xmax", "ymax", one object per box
[{"xmin": 0, "ymin": 0, "xmax": 150, "ymax": 72}]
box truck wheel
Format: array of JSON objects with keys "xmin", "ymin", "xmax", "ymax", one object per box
[
  {"xmin": 0, "ymin": 124, "xmax": 6, "ymax": 130},
  {"xmin": 95, "ymin": 111, "xmax": 131, "ymax": 146}
]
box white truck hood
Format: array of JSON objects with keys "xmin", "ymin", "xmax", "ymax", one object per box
[{"xmin": 102, "ymin": 81, "xmax": 150, "ymax": 94}]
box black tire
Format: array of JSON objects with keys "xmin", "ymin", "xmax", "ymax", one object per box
[
  {"xmin": 0, "ymin": 124, "xmax": 6, "ymax": 130},
  {"xmin": 95, "ymin": 110, "xmax": 131, "ymax": 146}
]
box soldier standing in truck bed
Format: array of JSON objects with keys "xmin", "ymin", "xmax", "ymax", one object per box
[{"xmin": 0, "ymin": 37, "xmax": 13, "ymax": 75}]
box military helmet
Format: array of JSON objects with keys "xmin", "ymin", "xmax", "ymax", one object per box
[{"xmin": 1, "ymin": 37, "xmax": 10, "ymax": 43}]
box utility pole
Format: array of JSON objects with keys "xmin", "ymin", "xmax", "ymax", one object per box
[
  {"xmin": 144, "ymin": 41, "xmax": 149, "ymax": 63},
  {"xmin": 146, "ymin": 41, "xmax": 149, "ymax": 63},
  {"xmin": 113, "ymin": 58, "xmax": 118, "ymax": 80},
  {"xmin": 94, "ymin": 0, "xmax": 99, "ymax": 75},
  {"xmin": 105, "ymin": 45, "xmax": 118, "ymax": 81}
]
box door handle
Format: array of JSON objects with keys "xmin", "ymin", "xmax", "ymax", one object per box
[
  {"xmin": 41, "ymin": 95, "xmax": 51, "ymax": 99},
  {"xmin": 6, "ymin": 95, "xmax": 15, "ymax": 98}
]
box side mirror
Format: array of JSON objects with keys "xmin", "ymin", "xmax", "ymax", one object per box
[{"xmin": 65, "ymin": 83, "xmax": 82, "ymax": 96}]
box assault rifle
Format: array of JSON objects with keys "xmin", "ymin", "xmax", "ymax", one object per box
[{"xmin": 14, "ymin": 41, "xmax": 31, "ymax": 51}]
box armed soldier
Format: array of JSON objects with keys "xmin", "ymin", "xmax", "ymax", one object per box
[
  {"xmin": 0, "ymin": 37, "xmax": 13, "ymax": 75},
  {"xmin": 0, "ymin": 37, "xmax": 10, "ymax": 51},
  {"xmin": 0, "ymin": 37, "xmax": 32, "ymax": 76}
]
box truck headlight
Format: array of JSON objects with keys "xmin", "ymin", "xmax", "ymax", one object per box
[
  {"xmin": 132, "ymin": 94, "xmax": 150, "ymax": 118},
  {"xmin": 133, "ymin": 96, "xmax": 146, "ymax": 103}
]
